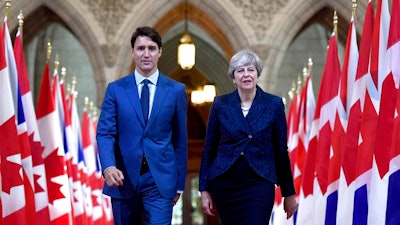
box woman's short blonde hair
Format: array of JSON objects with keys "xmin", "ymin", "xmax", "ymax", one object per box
[{"xmin": 227, "ymin": 50, "xmax": 263, "ymax": 79}]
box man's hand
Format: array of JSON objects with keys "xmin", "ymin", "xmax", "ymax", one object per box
[
  {"xmin": 173, "ymin": 193, "xmax": 181, "ymax": 205},
  {"xmin": 103, "ymin": 167, "xmax": 124, "ymax": 187},
  {"xmin": 201, "ymin": 191, "xmax": 217, "ymax": 216}
]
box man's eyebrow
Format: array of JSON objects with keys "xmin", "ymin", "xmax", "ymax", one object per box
[{"xmin": 136, "ymin": 44, "xmax": 157, "ymax": 47}]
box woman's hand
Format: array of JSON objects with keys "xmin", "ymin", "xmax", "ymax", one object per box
[{"xmin": 284, "ymin": 195, "xmax": 298, "ymax": 219}]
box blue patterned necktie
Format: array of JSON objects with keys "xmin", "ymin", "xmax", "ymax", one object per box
[{"xmin": 140, "ymin": 79, "xmax": 150, "ymax": 124}]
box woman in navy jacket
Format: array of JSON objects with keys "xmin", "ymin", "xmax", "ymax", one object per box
[{"xmin": 199, "ymin": 50, "xmax": 297, "ymax": 224}]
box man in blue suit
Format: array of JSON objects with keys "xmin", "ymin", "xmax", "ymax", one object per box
[{"xmin": 96, "ymin": 26, "xmax": 188, "ymax": 225}]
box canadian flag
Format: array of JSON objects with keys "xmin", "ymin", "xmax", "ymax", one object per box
[
  {"xmin": 81, "ymin": 106, "xmax": 103, "ymax": 224},
  {"xmin": 271, "ymin": 84, "xmax": 298, "ymax": 225},
  {"xmin": 13, "ymin": 27, "xmax": 52, "ymax": 225},
  {"xmin": 58, "ymin": 73, "xmax": 87, "ymax": 225},
  {"xmin": 36, "ymin": 60, "xmax": 73, "ymax": 225},
  {"xmin": 68, "ymin": 86, "xmax": 91, "ymax": 225},
  {"xmin": 295, "ymin": 73, "xmax": 316, "ymax": 225},
  {"xmin": 14, "ymin": 28, "xmax": 38, "ymax": 225},
  {"xmin": 0, "ymin": 21, "xmax": 26, "ymax": 225}
]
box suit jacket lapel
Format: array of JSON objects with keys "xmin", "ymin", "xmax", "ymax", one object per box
[
  {"xmin": 146, "ymin": 74, "xmax": 169, "ymax": 129},
  {"xmin": 123, "ymin": 74, "xmax": 146, "ymax": 126},
  {"xmin": 227, "ymin": 90, "xmax": 252, "ymax": 132},
  {"xmin": 245, "ymin": 86, "xmax": 265, "ymax": 127}
]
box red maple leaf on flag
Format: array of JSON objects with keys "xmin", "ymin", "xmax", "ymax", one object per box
[
  {"xmin": 71, "ymin": 183, "xmax": 80, "ymax": 203},
  {"xmin": 33, "ymin": 173, "xmax": 45, "ymax": 193},
  {"xmin": 0, "ymin": 118, "xmax": 24, "ymax": 194},
  {"xmin": 28, "ymin": 133, "xmax": 44, "ymax": 167},
  {"xmin": 91, "ymin": 190, "xmax": 101, "ymax": 208},
  {"xmin": 1, "ymin": 154, "xmax": 24, "ymax": 194},
  {"xmin": 89, "ymin": 174, "xmax": 102, "ymax": 207},
  {"xmin": 43, "ymin": 147, "xmax": 67, "ymax": 204},
  {"xmin": 28, "ymin": 133, "xmax": 48, "ymax": 193}
]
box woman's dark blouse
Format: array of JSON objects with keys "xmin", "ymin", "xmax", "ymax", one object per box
[{"xmin": 199, "ymin": 86, "xmax": 295, "ymax": 197}]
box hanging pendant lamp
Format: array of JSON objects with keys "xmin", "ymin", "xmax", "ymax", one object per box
[{"xmin": 177, "ymin": 1, "xmax": 195, "ymax": 70}]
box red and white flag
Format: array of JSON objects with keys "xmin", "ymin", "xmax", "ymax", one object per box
[
  {"xmin": 36, "ymin": 61, "xmax": 73, "ymax": 225},
  {"xmin": 0, "ymin": 21, "xmax": 26, "ymax": 225},
  {"xmin": 80, "ymin": 106, "xmax": 94, "ymax": 223},
  {"xmin": 271, "ymin": 84, "xmax": 299, "ymax": 224},
  {"xmin": 295, "ymin": 73, "xmax": 316, "ymax": 225},
  {"xmin": 330, "ymin": 14, "xmax": 358, "ymax": 225},
  {"xmin": 13, "ymin": 29, "xmax": 52, "ymax": 225},
  {"xmin": 14, "ymin": 28, "xmax": 38, "ymax": 225},
  {"xmin": 276, "ymin": 71, "xmax": 315, "ymax": 225},
  {"xmin": 367, "ymin": 0, "xmax": 390, "ymax": 224},
  {"xmin": 382, "ymin": 0, "xmax": 400, "ymax": 223},
  {"xmin": 68, "ymin": 88, "xmax": 90, "ymax": 225},
  {"xmin": 387, "ymin": 0, "xmax": 400, "ymax": 217},
  {"xmin": 312, "ymin": 30, "xmax": 341, "ymax": 225},
  {"xmin": 81, "ymin": 107, "xmax": 103, "ymax": 224},
  {"xmin": 63, "ymin": 81, "xmax": 87, "ymax": 225},
  {"xmin": 338, "ymin": 1, "xmax": 375, "ymax": 225}
]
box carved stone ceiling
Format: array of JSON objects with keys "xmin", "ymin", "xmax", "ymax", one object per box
[
  {"xmin": 81, "ymin": 0, "xmax": 140, "ymax": 42},
  {"xmin": 79, "ymin": 0, "xmax": 290, "ymax": 65},
  {"xmin": 232, "ymin": 0, "xmax": 289, "ymax": 41},
  {"xmin": 81, "ymin": 0, "xmax": 290, "ymax": 43}
]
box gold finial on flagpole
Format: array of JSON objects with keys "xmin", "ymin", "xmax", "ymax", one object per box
[
  {"xmin": 17, "ymin": 10, "xmax": 24, "ymax": 39},
  {"xmin": 54, "ymin": 54, "xmax": 60, "ymax": 72},
  {"xmin": 302, "ymin": 67, "xmax": 308, "ymax": 81},
  {"xmin": 352, "ymin": 0, "xmax": 358, "ymax": 17},
  {"xmin": 71, "ymin": 75, "xmax": 76, "ymax": 90},
  {"xmin": 46, "ymin": 40, "xmax": 52, "ymax": 62},
  {"xmin": 5, "ymin": 0, "xmax": 11, "ymax": 18},
  {"xmin": 84, "ymin": 96, "xmax": 89, "ymax": 109},
  {"xmin": 92, "ymin": 107, "xmax": 98, "ymax": 121},
  {"xmin": 61, "ymin": 67, "xmax": 67, "ymax": 82},
  {"xmin": 89, "ymin": 101, "xmax": 94, "ymax": 116},
  {"xmin": 308, "ymin": 57, "xmax": 313, "ymax": 76},
  {"xmin": 297, "ymin": 74, "xmax": 302, "ymax": 92},
  {"xmin": 71, "ymin": 75, "xmax": 78, "ymax": 97},
  {"xmin": 70, "ymin": 75, "xmax": 78, "ymax": 98},
  {"xmin": 333, "ymin": 10, "xmax": 338, "ymax": 33},
  {"xmin": 72, "ymin": 75, "xmax": 76, "ymax": 86},
  {"xmin": 288, "ymin": 81, "xmax": 296, "ymax": 100}
]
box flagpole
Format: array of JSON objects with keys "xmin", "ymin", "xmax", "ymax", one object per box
[
  {"xmin": 54, "ymin": 54, "xmax": 59, "ymax": 74},
  {"xmin": 61, "ymin": 67, "xmax": 66, "ymax": 83},
  {"xmin": 46, "ymin": 40, "xmax": 52, "ymax": 62},
  {"xmin": 17, "ymin": 10, "xmax": 23, "ymax": 40},
  {"xmin": 308, "ymin": 58, "xmax": 313, "ymax": 78},
  {"xmin": 352, "ymin": 0, "xmax": 358, "ymax": 21},
  {"xmin": 4, "ymin": 0, "xmax": 11, "ymax": 18},
  {"xmin": 333, "ymin": 10, "xmax": 338, "ymax": 45}
]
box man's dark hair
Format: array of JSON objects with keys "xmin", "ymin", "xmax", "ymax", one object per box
[{"xmin": 130, "ymin": 26, "xmax": 162, "ymax": 49}]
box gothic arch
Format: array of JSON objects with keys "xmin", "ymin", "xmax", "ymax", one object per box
[
  {"xmin": 262, "ymin": 0, "xmax": 365, "ymax": 93},
  {"xmin": 114, "ymin": 2, "xmax": 247, "ymax": 95},
  {"xmin": 7, "ymin": 1, "xmax": 107, "ymax": 106},
  {"xmin": 114, "ymin": 0, "xmax": 249, "ymax": 75}
]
